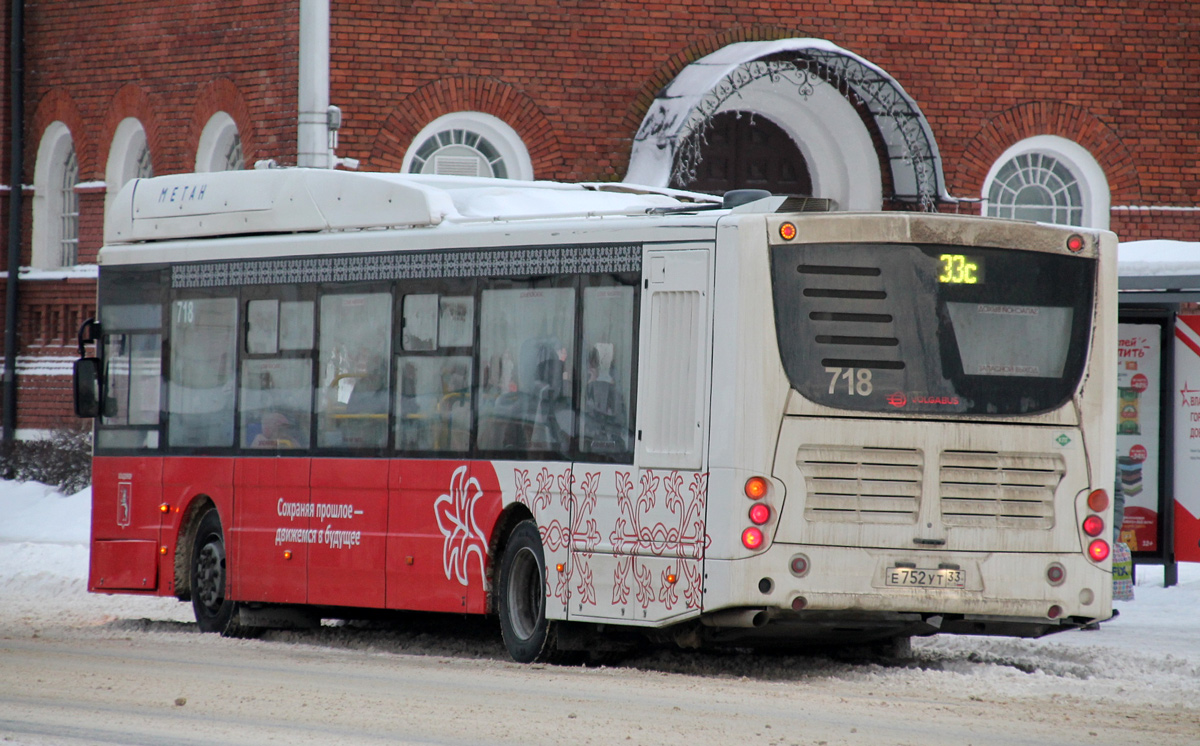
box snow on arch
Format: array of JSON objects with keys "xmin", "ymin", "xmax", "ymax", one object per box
[{"xmin": 625, "ymin": 38, "xmax": 950, "ymax": 210}]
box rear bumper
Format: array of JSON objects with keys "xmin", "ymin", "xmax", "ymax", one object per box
[{"xmin": 701, "ymin": 542, "xmax": 1112, "ymax": 637}]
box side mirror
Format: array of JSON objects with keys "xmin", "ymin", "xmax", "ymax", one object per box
[{"xmin": 73, "ymin": 357, "xmax": 102, "ymax": 418}]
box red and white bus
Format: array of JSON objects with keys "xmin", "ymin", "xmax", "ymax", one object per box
[{"xmin": 75, "ymin": 168, "xmax": 1117, "ymax": 662}]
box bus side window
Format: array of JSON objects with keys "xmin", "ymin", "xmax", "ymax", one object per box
[
  {"xmin": 478, "ymin": 284, "xmax": 575, "ymax": 458},
  {"xmin": 316, "ymin": 293, "xmax": 392, "ymax": 449},
  {"xmin": 240, "ymin": 359, "xmax": 311, "ymax": 450},
  {"xmin": 98, "ymin": 329, "xmax": 162, "ymax": 450},
  {"xmin": 580, "ymin": 284, "xmax": 635, "ymax": 459},
  {"xmin": 168, "ymin": 297, "xmax": 238, "ymax": 448},
  {"xmin": 239, "ymin": 298, "xmax": 315, "ymax": 450},
  {"xmin": 396, "ymin": 292, "xmax": 473, "ymax": 453}
]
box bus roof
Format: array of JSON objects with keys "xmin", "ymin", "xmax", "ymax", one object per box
[{"xmin": 104, "ymin": 168, "xmax": 722, "ymax": 246}]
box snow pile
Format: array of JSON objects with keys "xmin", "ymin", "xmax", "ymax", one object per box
[{"xmin": 0, "ymin": 481, "xmax": 191, "ymax": 631}]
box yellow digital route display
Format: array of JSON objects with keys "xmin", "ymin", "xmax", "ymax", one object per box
[{"xmin": 938, "ymin": 253, "xmax": 983, "ymax": 284}]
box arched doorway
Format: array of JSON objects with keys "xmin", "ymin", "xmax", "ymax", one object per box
[
  {"xmin": 626, "ymin": 39, "xmax": 949, "ymax": 211},
  {"xmin": 672, "ymin": 111, "xmax": 813, "ymax": 196}
]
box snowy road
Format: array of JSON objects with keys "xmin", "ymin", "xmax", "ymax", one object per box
[
  {"xmin": 2, "ymin": 484, "xmax": 1199, "ymax": 745},
  {"xmin": 1, "ymin": 616, "xmax": 1197, "ymax": 746}
]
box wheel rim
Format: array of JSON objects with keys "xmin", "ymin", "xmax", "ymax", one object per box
[
  {"xmin": 507, "ymin": 546, "xmax": 543, "ymax": 641},
  {"xmin": 195, "ymin": 536, "xmax": 225, "ymax": 613}
]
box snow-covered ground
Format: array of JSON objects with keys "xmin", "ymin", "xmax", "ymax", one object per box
[{"xmin": 3, "ymin": 479, "xmax": 1200, "ymax": 712}]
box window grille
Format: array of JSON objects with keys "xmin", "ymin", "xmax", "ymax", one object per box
[
  {"xmin": 410, "ymin": 129, "xmax": 507, "ymax": 178},
  {"xmin": 60, "ymin": 148, "xmax": 79, "ymax": 266},
  {"xmin": 986, "ymin": 152, "xmax": 1083, "ymax": 227},
  {"xmin": 224, "ymin": 134, "xmax": 244, "ymax": 171},
  {"xmin": 135, "ymin": 143, "xmax": 154, "ymax": 179}
]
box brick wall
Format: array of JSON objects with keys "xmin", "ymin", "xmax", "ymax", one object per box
[
  {"xmin": 330, "ymin": 1, "xmax": 1198, "ymax": 235},
  {"xmin": 0, "ymin": 277, "xmax": 96, "ymax": 432},
  {"xmin": 0, "ymin": 1, "xmax": 301, "ymax": 433},
  {"xmin": 1, "ymin": 0, "xmax": 1198, "ymax": 433}
]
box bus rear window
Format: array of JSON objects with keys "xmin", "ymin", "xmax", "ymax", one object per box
[{"xmin": 770, "ymin": 242, "xmax": 1095, "ymax": 416}]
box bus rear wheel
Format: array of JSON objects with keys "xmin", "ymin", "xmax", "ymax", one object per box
[
  {"xmin": 190, "ymin": 508, "xmax": 253, "ymax": 637},
  {"xmin": 497, "ymin": 520, "xmax": 567, "ymax": 664}
]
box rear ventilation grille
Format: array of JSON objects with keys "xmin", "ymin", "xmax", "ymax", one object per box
[
  {"xmin": 939, "ymin": 451, "xmax": 1063, "ymax": 529},
  {"xmin": 798, "ymin": 446, "xmax": 922, "ymax": 524}
]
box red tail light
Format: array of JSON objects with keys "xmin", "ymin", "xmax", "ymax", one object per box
[
  {"xmin": 1088, "ymin": 539, "xmax": 1110, "ymax": 562},
  {"xmin": 1082, "ymin": 515, "xmax": 1105, "ymax": 537},
  {"xmin": 741, "ymin": 527, "xmax": 764, "ymax": 550},
  {"xmin": 1087, "ymin": 489, "xmax": 1109, "ymax": 512},
  {"xmin": 749, "ymin": 503, "xmax": 771, "ymax": 525}
]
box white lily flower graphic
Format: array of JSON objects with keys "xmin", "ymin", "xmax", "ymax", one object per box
[{"xmin": 435, "ymin": 465, "xmax": 487, "ymax": 587}]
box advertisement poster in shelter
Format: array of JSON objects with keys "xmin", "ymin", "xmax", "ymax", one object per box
[
  {"xmin": 1117, "ymin": 323, "xmax": 1160, "ymax": 553},
  {"xmin": 1173, "ymin": 316, "xmax": 1200, "ymax": 562}
]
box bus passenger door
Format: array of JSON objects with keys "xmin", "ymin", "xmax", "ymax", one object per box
[
  {"xmin": 233, "ymin": 457, "xmax": 309, "ymax": 603},
  {"xmin": 572, "ymin": 247, "xmax": 712, "ymax": 625}
]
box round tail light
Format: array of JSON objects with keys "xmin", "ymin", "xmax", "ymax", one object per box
[
  {"xmin": 741, "ymin": 527, "xmax": 764, "ymax": 550},
  {"xmin": 744, "ymin": 477, "xmax": 768, "ymax": 499},
  {"xmin": 1088, "ymin": 539, "xmax": 1110, "ymax": 562},
  {"xmin": 749, "ymin": 503, "xmax": 771, "ymax": 525},
  {"xmin": 789, "ymin": 554, "xmax": 810, "ymax": 577},
  {"xmin": 1087, "ymin": 489, "xmax": 1109, "ymax": 512},
  {"xmin": 1082, "ymin": 515, "xmax": 1105, "ymax": 537}
]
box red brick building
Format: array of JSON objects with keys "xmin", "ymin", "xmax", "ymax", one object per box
[{"xmin": 2, "ymin": 0, "xmax": 1197, "ymax": 437}]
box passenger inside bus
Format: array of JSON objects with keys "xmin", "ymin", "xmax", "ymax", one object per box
[
  {"xmin": 339, "ymin": 357, "xmax": 390, "ymax": 447},
  {"xmin": 250, "ymin": 412, "xmax": 299, "ymax": 449},
  {"xmin": 582, "ymin": 342, "xmax": 626, "ymax": 453},
  {"xmin": 519, "ymin": 337, "xmax": 570, "ymax": 452}
]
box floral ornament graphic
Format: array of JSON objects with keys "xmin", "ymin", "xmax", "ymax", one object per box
[{"xmin": 435, "ymin": 465, "xmax": 488, "ymax": 587}]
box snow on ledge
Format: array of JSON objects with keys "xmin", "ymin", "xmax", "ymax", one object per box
[{"xmin": 1119, "ymin": 240, "xmax": 1200, "ymax": 278}]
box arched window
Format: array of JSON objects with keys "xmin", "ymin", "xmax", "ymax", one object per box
[
  {"xmin": 196, "ymin": 112, "xmax": 244, "ymax": 172},
  {"xmin": 403, "ymin": 112, "xmax": 532, "ymax": 180},
  {"xmin": 983, "ymin": 136, "xmax": 1109, "ymax": 229},
  {"xmin": 59, "ymin": 149, "xmax": 80, "ymax": 266},
  {"xmin": 106, "ymin": 117, "xmax": 154, "ymax": 217},
  {"xmin": 32, "ymin": 122, "xmax": 80, "ymax": 269}
]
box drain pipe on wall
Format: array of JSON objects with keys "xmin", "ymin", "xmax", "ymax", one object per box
[
  {"xmin": 297, "ymin": 0, "xmax": 330, "ymax": 168},
  {"xmin": 3, "ymin": 0, "xmax": 24, "ymax": 453}
]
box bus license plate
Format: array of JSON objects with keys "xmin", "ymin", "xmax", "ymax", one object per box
[{"xmin": 886, "ymin": 567, "xmax": 966, "ymax": 589}]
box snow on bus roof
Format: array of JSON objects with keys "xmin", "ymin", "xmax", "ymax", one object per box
[
  {"xmin": 103, "ymin": 169, "xmax": 719, "ymax": 245},
  {"xmin": 400, "ymin": 173, "xmax": 715, "ymax": 219}
]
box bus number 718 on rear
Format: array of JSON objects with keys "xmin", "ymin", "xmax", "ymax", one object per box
[{"xmin": 826, "ymin": 367, "xmax": 873, "ymax": 396}]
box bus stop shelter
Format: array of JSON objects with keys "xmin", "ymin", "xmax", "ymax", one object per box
[{"xmin": 1116, "ymin": 240, "xmax": 1200, "ymax": 586}]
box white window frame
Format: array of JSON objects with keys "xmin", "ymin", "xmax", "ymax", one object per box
[
  {"xmin": 402, "ymin": 112, "xmax": 533, "ymax": 181},
  {"xmin": 31, "ymin": 122, "xmax": 79, "ymax": 269},
  {"xmin": 982, "ymin": 135, "xmax": 1110, "ymax": 230},
  {"xmin": 105, "ymin": 117, "xmax": 153, "ymax": 219},
  {"xmin": 196, "ymin": 112, "xmax": 244, "ymax": 172}
]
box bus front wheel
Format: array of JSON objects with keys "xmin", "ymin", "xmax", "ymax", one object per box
[
  {"xmin": 497, "ymin": 520, "xmax": 567, "ymax": 664},
  {"xmin": 190, "ymin": 508, "xmax": 252, "ymax": 637}
]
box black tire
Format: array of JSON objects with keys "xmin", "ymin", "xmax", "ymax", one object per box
[
  {"xmin": 190, "ymin": 508, "xmax": 250, "ymax": 637},
  {"xmin": 497, "ymin": 520, "xmax": 566, "ymax": 664}
]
